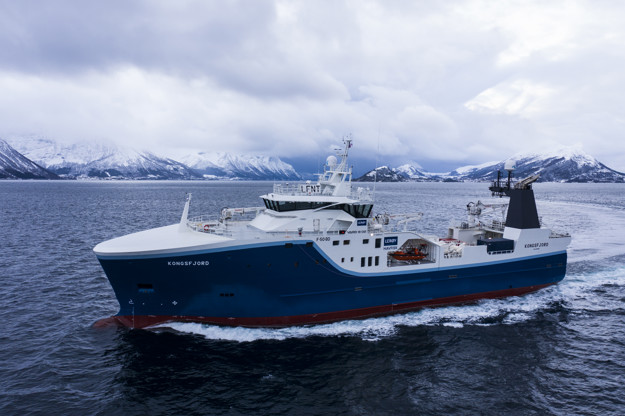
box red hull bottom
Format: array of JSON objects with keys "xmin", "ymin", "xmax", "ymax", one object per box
[{"xmin": 93, "ymin": 283, "xmax": 555, "ymax": 329}]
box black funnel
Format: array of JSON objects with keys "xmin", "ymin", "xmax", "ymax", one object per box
[{"xmin": 505, "ymin": 188, "xmax": 540, "ymax": 229}]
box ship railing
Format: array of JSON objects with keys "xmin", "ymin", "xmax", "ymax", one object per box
[
  {"xmin": 186, "ymin": 215, "xmax": 226, "ymax": 234},
  {"xmin": 490, "ymin": 220, "xmax": 505, "ymax": 231},
  {"xmin": 273, "ymin": 183, "xmax": 322, "ymax": 196},
  {"xmin": 351, "ymin": 187, "xmax": 373, "ymax": 202},
  {"xmin": 549, "ymin": 231, "xmax": 571, "ymax": 238},
  {"xmin": 220, "ymin": 206, "xmax": 265, "ymax": 222},
  {"xmin": 188, "ymin": 214, "xmax": 223, "ymax": 223},
  {"xmin": 368, "ymin": 213, "xmax": 422, "ymax": 233},
  {"xmin": 379, "ymin": 224, "xmax": 420, "ymax": 233},
  {"xmin": 450, "ymin": 219, "xmax": 505, "ymax": 232},
  {"xmin": 272, "ymin": 182, "xmax": 373, "ymax": 202}
]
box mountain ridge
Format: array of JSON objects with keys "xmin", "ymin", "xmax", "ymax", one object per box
[
  {"xmin": 0, "ymin": 139, "xmax": 60, "ymax": 179},
  {"xmin": 179, "ymin": 151, "xmax": 300, "ymax": 180},
  {"xmin": 3, "ymin": 137, "xmax": 624, "ymax": 183},
  {"xmin": 5, "ymin": 138, "xmax": 300, "ymax": 180},
  {"xmin": 355, "ymin": 148, "xmax": 625, "ymax": 183}
]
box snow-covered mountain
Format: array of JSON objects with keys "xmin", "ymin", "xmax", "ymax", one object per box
[
  {"xmin": 354, "ymin": 166, "xmax": 410, "ymax": 182},
  {"xmin": 451, "ymin": 147, "xmax": 625, "ymax": 183},
  {"xmin": 447, "ymin": 160, "xmax": 500, "ymax": 178},
  {"xmin": 7, "ymin": 138, "xmax": 202, "ymax": 179},
  {"xmin": 0, "ymin": 139, "xmax": 60, "ymax": 179},
  {"xmin": 356, "ymin": 147, "xmax": 625, "ymax": 183},
  {"xmin": 7, "ymin": 137, "xmax": 621, "ymax": 183},
  {"xmin": 180, "ymin": 152, "xmax": 301, "ymax": 180},
  {"xmin": 12, "ymin": 138, "xmax": 201, "ymax": 179},
  {"xmin": 6, "ymin": 137, "xmax": 301, "ymax": 180},
  {"xmin": 394, "ymin": 163, "xmax": 431, "ymax": 180}
]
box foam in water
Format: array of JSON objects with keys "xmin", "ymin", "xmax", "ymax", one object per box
[
  {"xmin": 157, "ymin": 264, "xmax": 625, "ymax": 343},
  {"xmin": 155, "ymin": 294, "xmax": 546, "ymax": 342},
  {"xmin": 541, "ymin": 201, "xmax": 625, "ymax": 263}
]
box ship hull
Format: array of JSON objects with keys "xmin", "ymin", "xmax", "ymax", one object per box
[{"xmin": 95, "ymin": 242, "xmax": 567, "ymax": 329}]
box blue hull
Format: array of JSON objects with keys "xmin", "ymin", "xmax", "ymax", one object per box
[{"xmin": 95, "ymin": 241, "xmax": 567, "ymax": 328}]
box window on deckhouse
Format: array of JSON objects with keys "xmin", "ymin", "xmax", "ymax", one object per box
[
  {"xmin": 262, "ymin": 198, "xmax": 373, "ymax": 218},
  {"xmin": 263, "ymin": 199, "xmax": 332, "ymax": 212}
]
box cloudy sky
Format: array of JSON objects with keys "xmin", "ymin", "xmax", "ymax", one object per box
[{"xmin": 2, "ymin": 0, "xmax": 625, "ymax": 173}]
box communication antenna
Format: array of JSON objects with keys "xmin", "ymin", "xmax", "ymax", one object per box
[{"xmin": 373, "ymin": 125, "xmax": 381, "ymax": 202}]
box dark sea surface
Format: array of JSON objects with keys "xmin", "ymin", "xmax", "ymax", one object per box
[{"xmin": 1, "ymin": 180, "xmax": 624, "ymax": 415}]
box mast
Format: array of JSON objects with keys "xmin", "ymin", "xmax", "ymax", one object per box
[{"xmin": 319, "ymin": 136, "xmax": 353, "ymax": 197}]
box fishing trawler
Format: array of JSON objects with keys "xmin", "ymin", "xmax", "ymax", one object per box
[{"xmin": 93, "ymin": 138, "xmax": 571, "ymax": 328}]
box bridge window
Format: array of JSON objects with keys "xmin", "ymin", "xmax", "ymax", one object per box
[
  {"xmin": 339, "ymin": 204, "xmax": 373, "ymax": 218},
  {"xmin": 262, "ymin": 199, "xmax": 372, "ymax": 217},
  {"xmin": 263, "ymin": 199, "xmax": 332, "ymax": 212}
]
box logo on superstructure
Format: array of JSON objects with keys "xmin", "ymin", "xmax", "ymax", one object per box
[{"xmin": 384, "ymin": 236, "xmax": 398, "ymax": 246}]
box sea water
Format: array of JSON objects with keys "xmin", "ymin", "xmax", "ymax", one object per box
[{"xmin": 0, "ymin": 181, "xmax": 623, "ymax": 415}]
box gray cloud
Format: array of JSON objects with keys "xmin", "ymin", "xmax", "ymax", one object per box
[{"xmin": 1, "ymin": 0, "xmax": 625, "ymax": 172}]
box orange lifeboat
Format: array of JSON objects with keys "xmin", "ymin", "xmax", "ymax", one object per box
[{"xmin": 391, "ymin": 247, "xmax": 427, "ymax": 261}]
